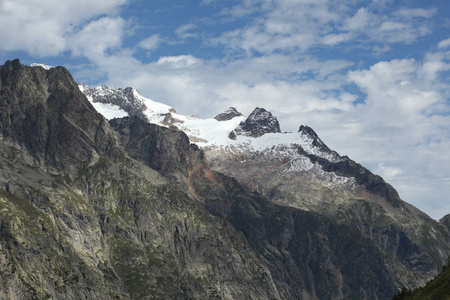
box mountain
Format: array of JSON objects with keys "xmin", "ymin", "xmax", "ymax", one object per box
[
  {"xmin": 0, "ymin": 59, "xmax": 282, "ymax": 299},
  {"xmin": 1, "ymin": 59, "xmax": 448, "ymax": 299},
  {"xmin": 81, "ymin": 81, "xmax": 450, "ymax": 292},
  {"xmin": 0, "ymin": 59, "xmax": 410, "ymax": 299},
  {"xmin": 108, "ymin": 116, "xmax": 398, "ymax": 299}
]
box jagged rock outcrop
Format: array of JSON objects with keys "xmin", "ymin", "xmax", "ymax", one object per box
[
  {"xmin": 214, "ymin": 107, "xmax": 243, "ymax": 121},
  {"xmin": 0, "ymin": 59, "xmax": 123, "ymax": 176},
  {"xmin": 298, "ymin": 125, "xmax": 334, "ymax": 153},
  {"xmin": 233, "ymin": 107, "xmax": 281, "ymax": 138},
  {"xmin": 295, "ymin": 126, "xmax": 401, "ymax": 204},
  {"xmin": 82, "ymin": 84, "xmax": 146, "ymax": 113},
  {"xmin": 109, "ymin": 116, "xmax": 208, "ymax": 195},
  {"xmin": 81, "ymin": 84, "xmax": 179, "ymax": 124}
]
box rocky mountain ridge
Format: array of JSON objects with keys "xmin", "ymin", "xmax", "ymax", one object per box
[{"xmin": 80, "ymin": 79, "xmax": 450, "ymax": 291}]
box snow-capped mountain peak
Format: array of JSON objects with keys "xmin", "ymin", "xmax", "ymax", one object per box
[
  {"xmin": 80, "ymin": 83, "xmax": 177, "ymax": 123},
  {"xmin": 79, "ymin": 83, "xmax": 343, "ymax": 164},
  {"xmin": 298, "ymin": 125, "xmax": 332, "ymax": 153},
  {"xmin": 233, "ymin": 107, "xmax": 281, "ymax": 138}
]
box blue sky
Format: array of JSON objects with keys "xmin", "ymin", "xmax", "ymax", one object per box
[{"xmin": 1, "ymin": 0, "xmax": 449, "ymax": 219}]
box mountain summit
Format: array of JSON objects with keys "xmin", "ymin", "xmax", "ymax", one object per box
[{"xmin": 232, "ymin": 107, "xmax": 281, "ymax": 138}]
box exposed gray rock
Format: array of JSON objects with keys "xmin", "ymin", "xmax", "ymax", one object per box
[
  {"xmin": 214, "ymin": 107, "xmax": 243, "ymax": 121},
  {"xmin": 233, "ymin": 107, "xmax": 281, "ymax": 138},
  {"xmin": 440, "ymin": 214, "xmax": 450, "ymax": 230},
  {"xmin": 81, "ymin": 84, "xmax": 150, "ymax": 123}
]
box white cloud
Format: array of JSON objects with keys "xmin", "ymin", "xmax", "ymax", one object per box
[
  {"xmin": 137, "ymin": 34, "xmax": 162, "ymax": 50},
  {"xmin": 376, "ymin": 163, "xmax": 404, "ymax": 178},
  {"xmin": 322, "ymin": 33, "xmax": 352, "ymax": 45},
  {"xmin": 422, "ymin": 60, "xmax": 450, "ymax": 81},
  {"xmin": 175, "ymin": 23, "xmax": 198, "ymax": 39},
  {"xmin": 379, "ymin": 21, "xmax": 407, "ymax": 31},
  {"xmin": 156, "ymin": 55, "xmax": 202, "ymax": 68},
  {"xmin": 438, "ymin": 38, "xmax": 450, "ymax": 49},
  {"xmin": 219, "ymin": 0, "xmax": 271, "ymax": 19},
  {"xmin": 395, "ymin": 8, "xmax": 436, "ymax": 19},
  {"xmin": 70, "ymin": 17, "xmax": 125, "ymax": 58},
  {"xmin": 348, "ymin": 59, "xmax": 444, "ymax": 130},
  {"xmin": 0, "ymin": 0, "xmax": 127, "ymax": 56},
  {"xmin": 210, "ymin": 0, "xmax": 437, "ymax": 57},
  {"xmin": 341, "ymin": 5, "xmax": 435, "ymax": 45},
  {"xmin": 210, "ymin": 0, "xmax": 351, "ymax": 54},
  {"xmin": 344, "ymin": 7, "xmax": 371, "ymax": 31}
]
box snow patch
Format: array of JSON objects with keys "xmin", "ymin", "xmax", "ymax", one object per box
[
  {"xmin": 91, "ymin": 102, "xmax": 128, "ymax": 120},
  {"xmin": 30, "ymin": 63, "xmax": 54, "ymax": 70}
]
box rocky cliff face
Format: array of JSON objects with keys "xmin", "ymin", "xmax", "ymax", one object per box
[{"xmin": 0, "ymin": 59, "xmax": 122, "ymax": 176}]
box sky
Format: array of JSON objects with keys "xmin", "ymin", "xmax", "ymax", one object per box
[{"xmin": 0, "ymin": 0, "xmax": 449, "ymax": 219}]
